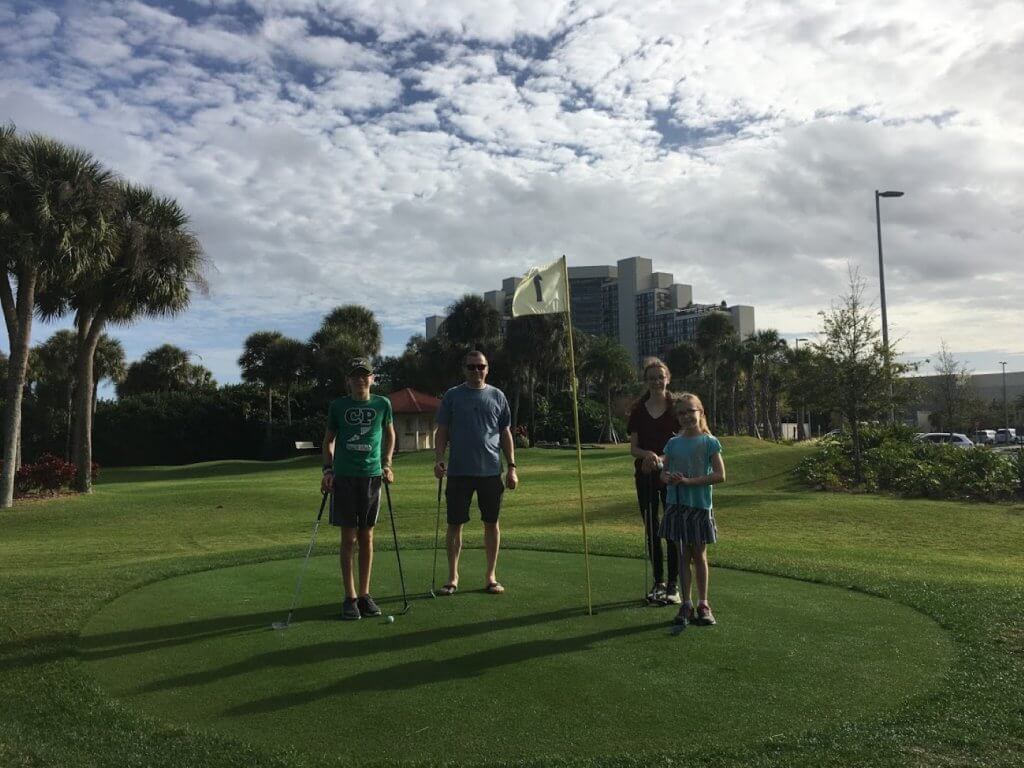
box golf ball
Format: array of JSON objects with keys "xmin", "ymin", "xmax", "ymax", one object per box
[{"xmin": 386, "ymin": 615, "xmax": 395, "ymax": 623}]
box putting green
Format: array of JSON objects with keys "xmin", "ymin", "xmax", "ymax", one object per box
[{"xmin": 79, "ymin": 549, "xmax": 952, "ymax": 765}]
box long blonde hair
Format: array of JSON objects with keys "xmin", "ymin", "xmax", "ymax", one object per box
[
  {"xmin": 674, "ymin": 392, "xmax": 711, "ymax": 435},
  {"xmin": 632, "ymin": 357, "xmax": 671, "ymax": 412}
]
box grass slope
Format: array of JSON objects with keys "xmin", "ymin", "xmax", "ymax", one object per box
[{"xmin": 1, "ymin": 438, "xmax": 1022, "ymax": 767}]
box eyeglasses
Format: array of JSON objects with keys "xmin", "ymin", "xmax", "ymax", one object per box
[
  {"xmin": 646, "ymin": 376, "xmax": 666, "ymax": 382},
  {"xmin": 466, "ymin": 364, "xmax": 487, "ymax": 371},
  {"xmin": 680, "ymin": 408, "xmax": 702, "ymax": 413}
]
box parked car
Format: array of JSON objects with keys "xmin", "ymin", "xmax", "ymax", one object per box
[
  {"xmin": 915, "ymin": 432, "xmax": 975, "ymax": 449},
  {"xmin": 995, "ymin": 428, "xmax": 1018, "ymax": 445},
  {"xmin": 973, "ymin": 429, "xmax": 997, "ymax": 445}
]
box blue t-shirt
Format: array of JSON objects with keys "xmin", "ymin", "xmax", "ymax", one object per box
[
  {"xmin": 664, "ymin": 434, "xmax": 722, "ymax": 509},
  {"xmin": 436, "ymin": 383, "xmax": 511, "ymax": 476}
]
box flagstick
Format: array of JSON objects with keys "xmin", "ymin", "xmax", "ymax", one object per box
[{"xmin": 560, "ymin": 255, "xmax": 594, "ymax": 616}]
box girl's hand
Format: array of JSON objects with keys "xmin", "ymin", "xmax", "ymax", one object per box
[
  {"xmin": 642, "ymin": 451, "xmax": 660, "ymax": 473},
  {"xmin": 674, "ymin": 474, "xmax": 690, "ymax": 487}
]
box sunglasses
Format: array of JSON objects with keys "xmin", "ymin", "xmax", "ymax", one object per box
[{"xmin": 466, "ymin": 364, "xmax": 487, "ymax": 371}]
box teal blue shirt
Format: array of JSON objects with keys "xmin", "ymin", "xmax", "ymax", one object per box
[{"xmin": 664, "ymin": 434, "xmax": 722, "ymax": 509}]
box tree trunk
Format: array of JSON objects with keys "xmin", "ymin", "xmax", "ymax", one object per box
[
  {"xmin": 729, "ymin": 380, "xmax": 738, "ymax": 436},
  {"xmin": 746, "ymin": 370, "xmax": 759, "ymax": 438},
  {"xmin": 528, "ymin": 373, "xmax": 537, "ymax": 446},
  {"xmin": 92, "ymin": 381, "xmax": 99, "ymax": 417},
  {"xmin": 710, "ymin": 362, "xmax": 718, "ymax": 432},
  {"xmin": 266, "ymin": 387, "xmax": 273, "ymax": 442},
  {"xmin": 71, "ymin": 313, "xmax": 105, "ymax": 493},
  {"xmin": 65, "ymin": 380, "xmax": 75, "ymax": 460},
  {"xmin": 1, "ymin": 271, "xmax": 38, "ymax": 507},
  {"xmin": 605, "ymin": 386, "xmax": 616, "ymax": 444},
  {"xmin": 285, "ymin": 386, "xmax": 293, "ymax": 425},
  {"xmin": 511, "ymin": 379, "xmax": 521, "ymax": 431}
]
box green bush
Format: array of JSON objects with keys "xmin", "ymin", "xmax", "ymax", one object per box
[{"xmin": 797, "ymin": 425, "xmax": 1021, "ymax": 502}]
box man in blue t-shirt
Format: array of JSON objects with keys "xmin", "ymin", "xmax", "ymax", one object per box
[{"xmin": 433, "ymin": 350, "xmax": 517, "ymax": 596}]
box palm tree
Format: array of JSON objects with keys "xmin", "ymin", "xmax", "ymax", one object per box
[
  {"xmin": 1, "ymin": 130, "xmax": 115, "ymax": 506},
  {"xmin": 311, "ymin": 305, "xmax": 382, "ymax": 357},
  {"xmin": 695, "ymin": 312, "xmax": 737, "ymax": 432},
  {"xmin": 580, "ymin": 335, "xmax": 635, "ymax": 443},
  {"xmin": 442, "ymin": 294, "xmax": 502, "ymax": 352},
  {"xmin": 32, "ymin": 330, "xmax": 78, "ymax": 458},
  {"xmin": 718, "ymin": 335, "xmax": 745, "ymax": 435},
  {"xmin": 117, "ymin": 345, "xmax": 214, "ymax": 398},
  {"xmin": 265, "ymin": 337, "xmax": 309, "ymax": 425},
  {"xmin": 91, "ymin": 334, "xmax": 125, "ymax": 416},
  {"xmin": 665, "ymin": 340, "xmax": 703, "ymax": 392},
  {"xmin": 741, "ymin": 336, "xmax": 760, "ymax": 437},
  {"xmin": 239, "ymin": 330, "xmax": 284, "ymax": 438},
  {"xmin": 748, "ymin": 329, "xmax": 788, "ymax": 440},
  {"xmin": 309, "ymin": 305, "xmax": 381, "ymax": 397},
  {"xmin": 66, "ymin": 183, "xmax": 206, "ymax": 491}
]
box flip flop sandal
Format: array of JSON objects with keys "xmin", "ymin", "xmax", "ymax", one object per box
[
  {"xmin": 438, "ymin": 584, "xmax": 458, "ymax": 596},
  {"xmin": 485, "ymin": 582, "xmax": 505, "ymax": 594}
]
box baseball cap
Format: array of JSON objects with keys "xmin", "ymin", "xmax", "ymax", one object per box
[{"xmin": 348, "ymin": 357, "xmax": 373, "ymax": 375}]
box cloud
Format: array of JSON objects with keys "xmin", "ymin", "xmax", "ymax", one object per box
[{"xmin": 1, "ymin": 0, "xmax": 1022, "ymax": 381}]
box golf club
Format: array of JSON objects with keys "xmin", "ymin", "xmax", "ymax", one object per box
[
  {"xmin": 383, "ymin": 480, "xmax": 411, "ymax": 615},
  {"xmin": 429, "ymin": 475, "xmax": 443, "ymax": 598},
  {"xmin": 271, "ymin": 490, "xmax": 329, "ymax": 631},
  {"xmin": 643, "ymin": 469, "xmax": 655, "ymax": 605}
]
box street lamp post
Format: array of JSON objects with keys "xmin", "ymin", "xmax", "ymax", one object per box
[
  {"xmin": 1000, "ymin": 361, "xmax": 1008, "ymax": 431},
  {"xmin": 876, "ymin": 189, "xmax": 904, "ymax": 423},
  {"xmin": 795, "ymin": 337, "xmax": 809, "ymax": 439}
]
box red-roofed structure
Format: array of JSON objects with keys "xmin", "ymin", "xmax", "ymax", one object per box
[{"xmin": 388, "ymin": 388, "xmax": 441, "ymax": 452}]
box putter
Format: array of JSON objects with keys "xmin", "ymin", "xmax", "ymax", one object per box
[
  {"xmin": 272, "ymin": 491, "xmax": 329, "ymax": 631},
  {"xmin": 643, "ymin": 467, "xmax": 658, "ymax": 605},
  {"xmin": 383, "ymin": 481, "xmax": 411, "ymax": 615},
  {"xmin": 429, "ymin": 476, "xmax": 443, "ymax": 598}
]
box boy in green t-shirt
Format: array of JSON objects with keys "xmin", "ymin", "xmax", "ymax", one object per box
[{"xmin": 321, "ymin": 358, "xmax": 395, "ymax": 621}]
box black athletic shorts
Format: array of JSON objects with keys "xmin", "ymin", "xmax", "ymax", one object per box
[
  {"xmin": 330, "ymin": 475, "xmax": 381, "ymax": 529},
  {"xmin": 446, "ymin": 475, "xmax": 504, "ymax": 525}
]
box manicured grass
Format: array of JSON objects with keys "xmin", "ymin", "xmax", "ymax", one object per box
[{"xmin": 1, "ymin": 438, "xmax": 1023, "ymax": 767}]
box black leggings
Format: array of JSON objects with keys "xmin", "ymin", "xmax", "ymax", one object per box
[{"xmin": 635, "ymin": 472, "xmax": 679, "ymax": 586}]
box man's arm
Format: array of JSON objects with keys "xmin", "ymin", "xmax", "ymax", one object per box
[
  {"xmin": 500, "ymin": 426, "xmax": 518, "ymax": 489},
  {"xmin": 321, "ymin": 427, "xmax": 336, "ymax": 492},
  {"xmin": 433, "ymin": 424, "xmax": 449, "ymax": 479}
]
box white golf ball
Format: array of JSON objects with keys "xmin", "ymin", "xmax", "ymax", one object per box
[{"xmin": 386, "ymin": 615, "xmax": 395, "ymax": 623}]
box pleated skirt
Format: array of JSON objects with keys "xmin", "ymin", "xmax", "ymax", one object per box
[{"xmin": 659, "ymin": 504, "xmax": 717, "ymax": 545}]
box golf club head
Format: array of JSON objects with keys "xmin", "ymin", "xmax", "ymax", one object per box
[{"xmin": 271, "ymin": 621, "xmax": 290, "ymax": 631}]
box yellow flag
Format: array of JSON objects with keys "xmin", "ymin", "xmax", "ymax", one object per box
[{"xmin": 511, "ymin": 257, "xmax": 567, "ymax": 317}]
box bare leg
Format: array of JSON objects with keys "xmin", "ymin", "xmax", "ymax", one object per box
[
  {"xmin": 680, "ymin": 542, "xmax": 695, "ymax": 604},
  {"xmin": 357, "ymin": 527, "xmax": 374, "ymax": 596},
  {"xmin": 446, "ymin": 523, "xmax": 463, "ymax": 587},
  {"xmin": 341, "ymin": 527, "xmax": 358, "ymax": 599},
  {"xmin": 693, "ymin": 543, "xmax": 709, "ymax": 603},
  {"xmin": 484, "ymin": 521, "xmax": 501, "ymax": 585}
]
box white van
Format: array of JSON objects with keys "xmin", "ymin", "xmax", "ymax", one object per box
[
  {"xmin": 973, "ymin": 429, "xmax": 996, "ymax": 445},
  {"xmin": 995, "ymin": 428, "xmax": 1018, "ymax": 445}
]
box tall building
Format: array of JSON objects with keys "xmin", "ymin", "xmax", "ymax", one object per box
[{"xmin": 426, "ymin": 257, "xmax": 755, "ymax": 364}]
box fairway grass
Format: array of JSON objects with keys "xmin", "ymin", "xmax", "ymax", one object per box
[{"xmin": 1, "ymin": 438, "xmax": 1023, "ymax": 767}]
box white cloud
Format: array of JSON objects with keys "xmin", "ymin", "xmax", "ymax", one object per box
[{"xmin": 2, "ymin": 0, "xmax": 1022, "ymax": 382}]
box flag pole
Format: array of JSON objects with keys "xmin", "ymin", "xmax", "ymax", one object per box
[{"xmin": 560, "ymin": 255, "xmax": 594, "ymax": 616}]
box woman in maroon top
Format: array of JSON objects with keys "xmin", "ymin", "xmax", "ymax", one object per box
[{"xmin": 627, "ymin": 357, "xmax": 680, "ymax": 605}]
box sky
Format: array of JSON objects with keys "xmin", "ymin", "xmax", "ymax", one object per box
[{"xmin": 1, "ymin": 0, "xmax": 1022, "ymax": 389}]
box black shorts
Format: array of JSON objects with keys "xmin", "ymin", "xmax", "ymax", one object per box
[
  {"xmin": 446, "ymin": 475, "xmax": 504, "ymax": 525},
  {"xmin": 330, "ymin": 475, "xmax": 381, "ymax": 529}
]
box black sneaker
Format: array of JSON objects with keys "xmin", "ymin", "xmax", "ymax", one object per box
[
  {"xmin": 357, "ymin": 595, "xmax": 382, "ymax": 618},
  {"xmin": 646, "ymin": 582, "xmax": 667, "ymax": 605},
  {"xmin": 341, "ymin": 598, "xmax": 361, "ymax": 621}
]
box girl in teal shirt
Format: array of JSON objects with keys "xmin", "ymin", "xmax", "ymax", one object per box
[{"xmin": 659, "ymin": 393, "xmax": 726, "ymax": 628}]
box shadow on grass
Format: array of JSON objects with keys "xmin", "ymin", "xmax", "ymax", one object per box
[
  {"xmin": 126, "ymin": 599, "xmax": 638, "ymax": 697},
  {"xmin": 224, "ymin": 616, "xmax": 661, "ymax": 716}
]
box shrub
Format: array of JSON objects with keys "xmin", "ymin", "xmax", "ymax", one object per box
[
  {"xmin": 797, "ymin": 426, "xmax": 1022, "ymax": 502},
  {"xmin": 14, "ymin": 453, "xmax": 77, "ymax": 495}
]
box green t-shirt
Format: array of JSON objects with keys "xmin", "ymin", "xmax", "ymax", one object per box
[{"xmin": 327, "ymin": 395, "xmax": 393, "ymax": 477}]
